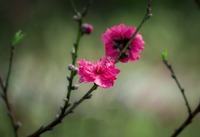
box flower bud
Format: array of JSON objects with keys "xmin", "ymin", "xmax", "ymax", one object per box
[
  {"xmin": 73, "ymin": 12, "xmax": 82, "ymax": 21},
  {"xmin": 81, "ymin": 23, "xmax": 93, "ymax": 34},
  {"xmin": 15, "ymin": 121, "xmax": 22, "ymax": 129},
  {"xmin": 71, "ymin": 84, "xmax": 79, "ymax": 90},
  {"xmin": 68, "ymin": 64, "xmax": 78, "ymax": 72}
]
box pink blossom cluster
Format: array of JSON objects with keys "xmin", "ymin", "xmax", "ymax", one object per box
[{"xmin": 78, "ymin": 24, "xmax": 145, "ymax": 88}]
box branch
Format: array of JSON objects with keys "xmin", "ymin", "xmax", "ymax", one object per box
[
  {"xmin": 27, "ymin": 84, "xmax": 98, "ymax": 137},
  {"xmin": 170, "ymin": 101, "xmax": 200, "ymax": 137},
  {"xmin": 0, "ymin": 76, "xmax": 4, "ymax": 91},
  {"xmin": 116, "ymin": 0, "xmax": 152, "ymax": 62},
  {"xmin": 26, "ymin": 1, "xmax": 91, "ymax": 137},
  {"xmin": 67, "ymin": 0, "xmax": 92, "ymax": 103},
  {"xmin": 26, "ymin": 0, "xmax": 152, "ymax": 136},
  {"xmin": 5, "ymin": 46, "xmax": 15, "ymax": 92},
  {"xmin": 162, "ymin": 58, "xmax": 200, "ymax": 136},
  {"xmin": 0, "ymin": 45, "xmax": 19, "ymax": 137},
  {"xmin": 162, "ymin": 59, "xmax": 192, "ymax": 116}
]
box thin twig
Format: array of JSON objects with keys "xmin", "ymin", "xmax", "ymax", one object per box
[
  {"xmin": 66, "ymin": 0, "xmax": 93, "ymax": 103},
  {"xmin": 67, "ymin": 19, "xmax": 83, "ymax": 101},
  {"xmin": 81, "ymin": 0, "xmax": 93, "ymax": 17},
  {"xmin": 0, "ymin": 76, "xmax": 4, "ymax": 91},
  {"xmin": 0, "ymin": 45, "xmax": 19, "ymax": 137},
  {"xmin": 64, "ymin": 84, "xmax": 98, "ymax": 116},
  {"xmin": 26, "ymin": 0, "xmax": 152, "ymax": 136},
  {"xmin": 116, "ymin": 0, "xmax": 152, "ymax": 62},
  {"xmin": 170, "ymin": 101, "xmax": 200, "ymax": 137},
  {"xmin": 27, "ymin": 84, "xmax": 98, "ymax": 137},
  {"xmin": 162, "ymin": 59, "xmax": 192, "ymax": 116},
  {"xmin": 5, "ymin": 46, "xmax": 15, "ymax": 92},
  {"xmin": 162, "ymin": 59, "xmax": 200, "ymax": 136},
  {"xmin": 70, "ymin": 0, "xmax": 78, "ymax": 14},
  {"xmin": 26, "ymin": 1, "xmax": 90, "ymax": 137}
]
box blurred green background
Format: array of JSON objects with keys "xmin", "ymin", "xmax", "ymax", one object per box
[{"xmin": 0, "ymin": 0, "xmax": 200, "ymax": 137}]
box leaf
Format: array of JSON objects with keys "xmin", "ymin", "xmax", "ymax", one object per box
[{"xmin": 11, "ymin": 30, "xmax": 25, "ymax": 46}]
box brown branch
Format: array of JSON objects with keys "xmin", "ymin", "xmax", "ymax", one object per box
[
  {"xmin": 5, "ymin": 46, "xmax": 15, "ymax": 92},
  {"xmin": 0, "ymin": 76, "xmax": 4, "ymax": 91},
  {"xmin": 116, "ymin": 0, "xmax": 152, "ymax": 62},
  {"xmin": 26, "ymin": 0, "xmax": 152, "ymax": 136},
  {"xmin": 162, "ymin": 59, "xmax": 200, "ymax": 136},
  {"xmin": 67, "ymin": 0, "xmax": 93, "ymax": 104},
  {"xmin": 0, "ymin": 45, "xmax": 19, "ymax": 137},
  {"xmin": 27, "ymin": 84, "xmax": 98, "ymax": 137},
  {"xmin": 162, "ymin": 59, "xmax": 192, "ymax": 116},
  {"xmin": 26, "ymin": 1, "xmax": 91, "ymax": 137},
  {"xmin": 170, "ymin": 101, "xmax": 200, "ymax": 137}
]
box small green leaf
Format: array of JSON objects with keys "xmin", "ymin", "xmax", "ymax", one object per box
[
  {"xmin": 11, "ymin": 30, "xmax": 25, "ymax": 46},
  {"xmin": 161, "ymin": 49, "xmax": 168, "ymax": 60}
]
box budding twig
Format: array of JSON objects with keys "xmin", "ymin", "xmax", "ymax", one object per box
[
  {"xmin": 162, "ymin": 58, "xmax": 192, "ymax": 116},
  {"xmin": 162, "ymin": 58, "xmax": 200, "ymax": 137},
  {"xmin": 0, "ymin": 45, "xmax": 19, "ymax": 137},
  {"xmin": 116, "ymin": 0, "xmax": 152, "ymax": 62},
  {"xmin": 27, "ymin": 84, "xmax": 98, "ymax": 137},
  {"xmin": 67, "ymin": 0, "xmax": 93, "ymax": 102},
  {"xmin": 26, "ymin": 0, "xmax": 152, "ymax": 136},
  {"xmin": 26, "ymin": 1, "xmax": 91, "ymax": 137}
]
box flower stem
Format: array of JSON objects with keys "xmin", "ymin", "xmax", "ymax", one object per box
[
  {"xmin": 116, "ymin": 0, "xmax": 152, "ymax": 63},
  {"xmin": 67, "ymin": 21, "xmax": 83, "ymax": 100}
]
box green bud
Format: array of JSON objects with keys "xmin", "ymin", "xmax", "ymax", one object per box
[
  {"xmin": 161, "ymin": 49, "xmax": 168, "ymax": 60},
  {"xmin": 11, "ymin": 30, "xmax": 25, "ymax": 46}
]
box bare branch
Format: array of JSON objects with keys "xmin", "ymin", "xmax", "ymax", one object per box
[
  {"xmin": 5, "ymin": 46, "xmax": 15, "ymax": 92},
  {"xmin": 0, "ymin": 45, "xmax": 19, "ymax": 137},
  {"xmin": 70, "ymin": 0, "xmax": 78, "ymax": 14},
  {"xmin": 27, "ymin": 84, "xmax": 98, "ymax": 137},
  {"xmin": 162, "ymin": 59, "xmax": 200, "ymax": 136},
  {"xmin": 0, "ymin": 76, "xmax": 4, "ymax": 91},
  {"xmin": 162, "ymin": 59, "xmax": 192, "ymax": 116},
  {"xmin": 170, "ymin": 101, "xmax": 200, "ymax": 137},
  {"xmin": 26, "ymin": 1, "xmax": 92, "ymax": 137}
]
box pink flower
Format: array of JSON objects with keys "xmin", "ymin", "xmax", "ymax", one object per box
[
  {"xmin": 102, "ymin": 24, "xmax": 145, "ymax": 63},
  {"xmin": 81, "ymin": 23, "xmax": 93, "ymax": 34},
  {"xmin": 78, "ymin": 57, "xmax": 120, "ymax": 88}
]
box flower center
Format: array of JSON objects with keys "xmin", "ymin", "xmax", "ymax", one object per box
[
  {"xmin": 113, "ymin": 38, "xmax": 131, "ymax": 59},
  {"xmin": 113, "ymin": 38, "xmax": 130, "ymax": 51},
  {"xmin": 95, "ymin": 65, "xmax": 104, "ymax": 74}
]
